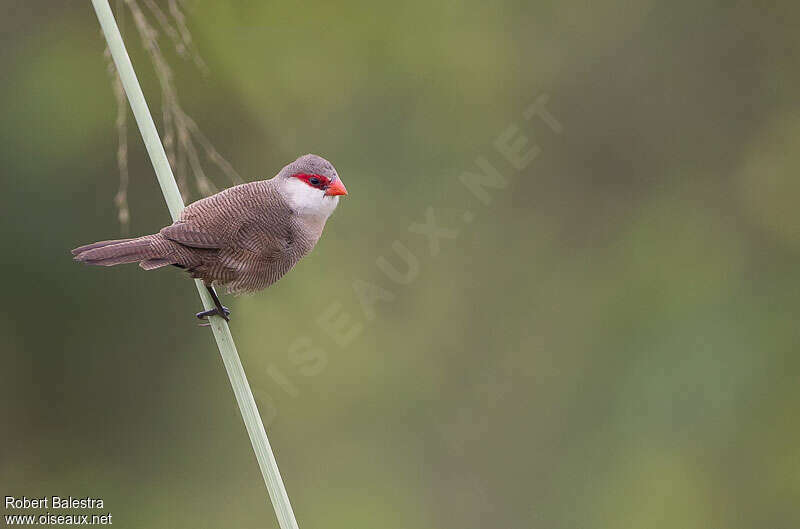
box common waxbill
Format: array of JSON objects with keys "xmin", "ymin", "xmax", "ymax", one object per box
[{"xmin": 72, "ymin": 154, "xmax": 347, "ymax": 322}]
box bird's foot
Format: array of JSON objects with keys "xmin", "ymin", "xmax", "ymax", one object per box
[{"xmin": 196, "ymin": 306, "xmax": 231, "ymax": 326}]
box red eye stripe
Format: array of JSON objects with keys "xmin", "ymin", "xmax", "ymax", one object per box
[{"xmin": 293, "ymin": 173, "xmax": 331, "ymax": 189}]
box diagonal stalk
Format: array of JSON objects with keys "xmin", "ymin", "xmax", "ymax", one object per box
[{"xmin": 89, "ymin": 2, "xmax": 300, "ymax": 527}]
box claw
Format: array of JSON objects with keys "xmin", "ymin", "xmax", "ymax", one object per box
[
  {"xmin": 196, "ymin": 305, "xmax": 231, "ymax": 322},
  {"xmin": 196, "ymin": 285, "xmax": 232, "ymax": 326}
]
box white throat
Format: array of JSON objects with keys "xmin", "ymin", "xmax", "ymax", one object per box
[{"xmin": 280, "ymin": 177, "xmax": 339, "ymax": 219}]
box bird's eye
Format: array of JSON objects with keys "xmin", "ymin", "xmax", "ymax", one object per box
[{"xmin": 309, "ymin": 177, "xmax": 321, "ymax": 186}]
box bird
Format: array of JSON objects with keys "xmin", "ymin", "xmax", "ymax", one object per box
[{"xmin": 72, "ymin": 153, "xmax": 348, "ymax": 323}]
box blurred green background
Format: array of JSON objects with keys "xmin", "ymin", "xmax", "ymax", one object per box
[{"xmin": 2, "ymin": 1, "xmax": 800, "ymax": 528}]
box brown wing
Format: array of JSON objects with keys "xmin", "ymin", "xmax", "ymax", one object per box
[
  {"xmin": 160, "ymin": 184, "xmax": 248, "ymax": 249},
  {"xmin": 160, "ymin": 181, "xmax": 293, "ymax": 257},
  {"xmin": 160, "ymin": 224, "xmax": 223, "ymax": 249}
]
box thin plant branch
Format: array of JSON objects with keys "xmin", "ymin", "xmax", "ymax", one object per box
[
  {"xmin": 90, "ymin": 2, "xmax": 301, "ymax": 528},
  {"xmin": 107, "ymin": 0, "xmax": 240, "ymax": 230},
  {"xmin": 105, "ymin": 45, "xmax": 130, "ymax": 232}
]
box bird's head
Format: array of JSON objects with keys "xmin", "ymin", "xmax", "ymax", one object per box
[{"xmin": 276, "ymin": 154, "xmax": 347, "ymax": 218}]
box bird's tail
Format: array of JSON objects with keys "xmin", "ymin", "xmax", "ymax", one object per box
[{"xmin": 72, "ymin": 235, "xmax": 173, "ymax": 269}]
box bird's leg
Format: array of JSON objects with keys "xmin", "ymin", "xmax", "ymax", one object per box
[{"xmin": 196, "ymin": 285, "xmax": 231, "ymax": 323}]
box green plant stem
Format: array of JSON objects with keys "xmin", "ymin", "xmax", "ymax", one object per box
[{"xmin": 90, "ymin": 2, "xmax": 299, "ymax": 527}]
